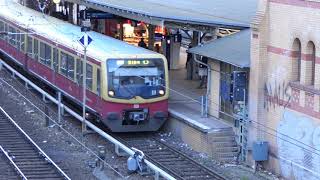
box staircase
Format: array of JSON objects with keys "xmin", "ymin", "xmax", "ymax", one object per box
[{"xmin": 208, "ymin": 127, "xmax": 239, "ymax": 162}]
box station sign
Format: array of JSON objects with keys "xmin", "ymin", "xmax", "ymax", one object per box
[{"xmin": 79, "ymin": 10, "xmax": 114, "ymax": 20}]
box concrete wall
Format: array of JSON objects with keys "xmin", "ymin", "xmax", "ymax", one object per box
[{"xmin": 249, "ymin": 0, "xmax": 320, "ymax": 179}]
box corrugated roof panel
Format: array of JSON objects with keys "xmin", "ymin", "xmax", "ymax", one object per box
[
  {"xmin": 80, "ymin": 0, "xmax": 258, "ymax": 28},
  {"xmin": 188, "ymin": 29, "xmax": 251, "ymax": 68}
]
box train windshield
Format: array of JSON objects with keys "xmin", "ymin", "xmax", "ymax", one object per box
[{"xmin": 107, "ymin": 59, "xmax": 166, "ymax": 99}]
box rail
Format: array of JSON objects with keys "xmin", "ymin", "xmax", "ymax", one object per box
[
  {"xmin": 0, "ymin": 59, "xmax": 176, "ymax": 180},
  {"xmin": 0, "ymin": 145, "xmax": 28, "ymax": 180},
  {"xmin": 0, "ymin": 107, "xmax": 71, "ymax": 180}
]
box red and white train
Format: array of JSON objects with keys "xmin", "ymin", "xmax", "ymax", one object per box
[{"xmin": 0, "ymin": 1, "xmax": 169, "ymax": 132}]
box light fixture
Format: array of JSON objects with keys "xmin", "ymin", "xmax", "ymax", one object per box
[
  {"xmin": 53, "ymin": 0, "xmax": 61, "ymax": 4},
  {"xmin": 159, "ymin": 90, "xmax": 165, "ymax": 95},
  {"xmin": 108, "ymin": 90, "xmax": 115, "ymax": 97}
]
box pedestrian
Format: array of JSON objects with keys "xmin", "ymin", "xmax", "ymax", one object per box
[
  {"xmin": 186, "ymin": 44, "xmax": 193, "ymax": 80},
  {"xmin": 138, "ymin": 38, "xmax": 147, "ymax": 49},
  {"xmin": 198, "ymin": 56, "xmax": 208, "ymax": 89}
]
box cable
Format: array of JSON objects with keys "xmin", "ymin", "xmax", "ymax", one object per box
[{"xmin": 0, "ymin": 77, "xmax": 127, "ymax": 179}]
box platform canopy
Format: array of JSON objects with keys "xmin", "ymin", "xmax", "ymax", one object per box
[
  {"xmin": 188, "ymin": 29, "xmax": 251, "ymax": 68},
  {"xmin": 65, "ymin": 0, "xmax": 258, "ymax": 31}
]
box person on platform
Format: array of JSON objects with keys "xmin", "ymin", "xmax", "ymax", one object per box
[
  {"xmin": 138, "ymin": 38, "xmax": 147, "ymax": 49},
  {"xmin": 198, "ymin": 56, "xmax": 208, "ymax": 89},
  {"xmin": 186, "ymin": 44, "xmax": 193, "ymax": 80}
]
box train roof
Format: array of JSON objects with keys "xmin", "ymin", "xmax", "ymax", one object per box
[{"xmin": 0, "ymin": 0, "xmax": 162, "ymax": 62}]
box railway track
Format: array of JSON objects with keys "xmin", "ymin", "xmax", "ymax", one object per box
[
  {"xmin": 0, "ymin": 59, "xmax": 227, "ymax": 180},
  {"xmin": 0, "ymin": 151, "xmax": 19, "ymax": 180},
  {"xmin": 0, "ymin": 107, "xmax": 70, "ymax": 180},
  {"xmin": 118, "ymin": 134, "xmax": 226, "ymax": 180}
]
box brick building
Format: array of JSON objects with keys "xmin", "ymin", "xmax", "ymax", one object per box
[{"xmin": 250, "ymin": 0, "xmax": 320, "ymax": 179}]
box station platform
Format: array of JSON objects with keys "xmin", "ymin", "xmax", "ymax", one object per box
[{"xmin": 163, "ymin": 48, "xmax": 238, "ymax": 162}]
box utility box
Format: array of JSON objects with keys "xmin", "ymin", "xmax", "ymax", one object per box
[{"xmin": 252, "ymin": 141, "xmax": 269, "ymax": 161}]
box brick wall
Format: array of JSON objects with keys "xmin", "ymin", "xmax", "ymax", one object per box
[{"xmin": 250, "ymin": 0, "xmax": 320, "ymax": 178}]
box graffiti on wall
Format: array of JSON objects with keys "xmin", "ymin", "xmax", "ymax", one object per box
[
  {"xmin": 264, "ymin": 67, "xmax": 291, "ymax": 110},
  {"xmin": 277, "ymin": 110, "xmax": 320, "ymax": 180}
]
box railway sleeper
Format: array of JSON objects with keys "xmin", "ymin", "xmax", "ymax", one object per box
[
  {"xmin": 0, "ymin": 135, "xmax": 21, "ymax": 139},
  {"xmin": 179, "ymin": 171, "xmax": 213, "ymax": 177},
  {"xmin": 19, "ymin": 166, "xmax": 54, "ymax": 172},
  {"xmin": 156, "ymin": 158, "xmax": 186, "ymax": 163},
  {"xmin": 24, "ymin": 174, "xmax": 63, "ymax": 179},
  {"xmin": 13, "ymin": 157, "xmax": 44, "ymax": 163},
  {"xmin": 15, "ymin": 161, "xmax": 49, "ymax": 166},
  {"xmin": 0, "ymin": 130, "xmax": 17, "ymax": 134},
  {"xmin": 157, "ymin": 160, "xmax": 190, "ymax": 166},
  {"xmin": 143, "ymin": 150, "xmax": 172, "ymax": 155},
  {"xmin": 10, "ymin": 155, "xmax": 42, "ymax": 159},
  {"xmin": 23, "ymin": 170, "xmax": 60, "ymax": 176},
  {"xmin": 184, "ymin": 176, "xmax": 214, "ymax": 180},
  {"xmin": 149, "ymin": 154, "xmax": 178, "ymax": 159},
  {"xmin": 0, "ymin": 139, "xmax": 28, "ymax": 144},
  {"xmin": 6, "ymin": 149, "xmax": 38, "ymax": 154},
  {"xmin": 18, "ymin": 164, "xmax": 53, "ymax": 170}
]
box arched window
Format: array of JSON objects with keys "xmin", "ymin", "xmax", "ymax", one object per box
[
  {"xmin": 306, "ymin": 41, "xmax": 316, "ymax": 86},
  {"xmin": 292, "ymin": 38, "xmax": 301, "ymax": 82}
]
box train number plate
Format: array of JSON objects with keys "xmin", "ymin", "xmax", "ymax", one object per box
[{"xmin": 133, "ymin": 104, "xmax": 139, "ymax": 108}]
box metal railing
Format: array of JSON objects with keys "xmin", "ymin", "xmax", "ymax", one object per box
[{"xmin": 0, "ymin": 59, "xmax": 176, "ymax": 180}]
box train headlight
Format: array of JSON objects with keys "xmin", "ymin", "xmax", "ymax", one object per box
[
  {"xmin": 159, "ymin": 90, "xmax": 165, "ymax": 95},
  {"xmin": 108, "ymin": 90, "xmax": 115, "ymax": 97}
]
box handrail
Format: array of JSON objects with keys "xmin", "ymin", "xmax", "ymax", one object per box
[
  {"xmin": 0, "ymin": 145, "xmax": 28, "ymax": 180},
  {"xmin": 0, "ymin": 107, "xmax": 71, "ymax": 180},
  {"xmin": 0, "ymin": 59, "xmax": 176, "ymax": 180}
]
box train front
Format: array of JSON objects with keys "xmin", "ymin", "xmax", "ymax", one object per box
[{"xmin": 101, "ymin": 57, "xmax": 169, "ymax": 132}]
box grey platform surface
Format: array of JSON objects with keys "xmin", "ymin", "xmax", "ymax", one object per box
[{"xmin": 168, "ymin": 49, "xmax": 231, "ymax": 133}]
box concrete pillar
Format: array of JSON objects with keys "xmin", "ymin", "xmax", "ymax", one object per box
[
  {"xmin": 68, "ymin": 2, "xmax": 73, "ymax": 24},
  {"xmin": 72, "ymin": 3, "xmax": 78, "ymax": 25},
  {"xmin": 148, "ymin": 25, "xmax": 155, "ymax": 51},
  {"xmin": 191, "ymin": 31, "xmax": 200, "ymax": 80},
  {"xmin": 119, "ymin": 20, "xmax": 124, "ymax": 41},
  {"xmin": 209, "ymin": 60, "xmax": 220, "ymax": 118}
]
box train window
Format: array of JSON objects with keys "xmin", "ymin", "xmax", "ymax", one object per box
[
  {"xmin": 20, "ymin": 34, "xmax": 25, "ymax": 52},
  {"xmin": 97, "ymin": 68, "xmax": 101, "ymax": 95},
  {"xmin": 67, "ymin": 56, "xmax": 75, "ymax": 79},
  {"xmin": 39, "ymin": 42, "xmax": 51, "ymax": 66},
  {"xmin": 60, "ymin": 52, "xmax": 68, "ymax": 76},
  {"xmin": 0, "ymin": 21, "xmax": 4, "ymax": 39},
  {"xmin": 76, "ymin": 59, "xmax": 83, "ymax": 84},
  {"xmin": 8, "ymin": 26, "xmax": 15, "ymax": 46},
  {"xmin": 86, "ymin": 64, "xmax": 93, "ymax": 90},
  {"xmin": 34, "ymin": 39, "xmax": 39, "ymax": 60},
  {"xmin": 53, "ymin": 48, "xmax": 59, "ymax": 72},
  {"xmin": 60, "ymin": 51, "xmax": 75, "ymax": 80},
  {"xmin": 16, "ymin": 30, "xmax": 20, "ymax": 50},
  {"xmin": 27, "ymin": 36, "xmax": 33, "ymax": 57},
  {"xmin": 4, "ymin": 24, "xmax": 8, "ymax": 42}
]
